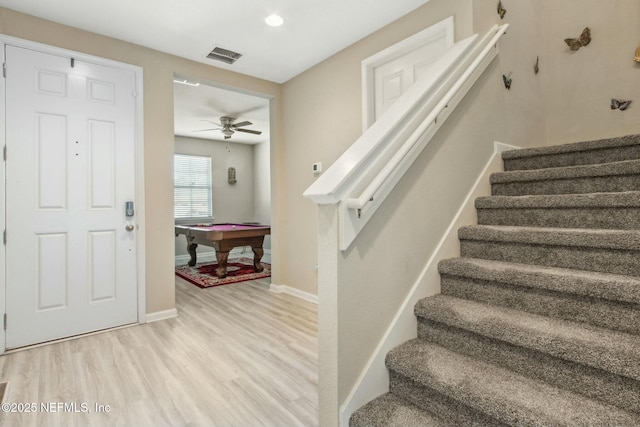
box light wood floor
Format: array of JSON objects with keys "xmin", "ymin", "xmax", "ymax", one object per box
[{"xmin": 0, "ymin": 277, "xmax": 318, "ymax": 427}]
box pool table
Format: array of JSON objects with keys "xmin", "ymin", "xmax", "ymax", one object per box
[{"xmin": 175, "ymin": 223, "xmax": 271, "ymax": 278}]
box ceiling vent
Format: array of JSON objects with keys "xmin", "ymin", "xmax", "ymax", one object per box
[{"xmin": 207, "ymin": 47, "xmax": 243, "ymax": 64}]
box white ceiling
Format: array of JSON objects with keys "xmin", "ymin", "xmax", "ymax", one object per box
[
  {"xmin": 174, "ymin": 81, "xmax": 270, "ymax": 144},
  {"xmin": 0, "ymin": 0, "xmax": 431, "ymax": 144},
  {"xmin": 0, "ymin": 0, "xmax": 431, "ymax": 84}
]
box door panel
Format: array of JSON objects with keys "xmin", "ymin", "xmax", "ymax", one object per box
[
  {"xmin": 36, "ymin": 113, "xmax": 68, "ymax": 209},
  {"xmin": 373, "ymin": 35, "xmax": 452, "ymax": 120},
  {"xmin": 362, "ymin": 16, "xmax": 454, "ymax": 128},
  {"xmin": 5, "ymin": 45, "xmax": 138, "ymax": 349},
  {"xmin": 36, "ymin": 233, "xmax": 68, "ymax": 310},
  {"xmin": 88, "ymin": 119, "xmax": 116, "ymax": 209}
]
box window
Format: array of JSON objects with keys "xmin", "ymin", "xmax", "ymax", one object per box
[{"xmin": 174, "ymin": 154, "xmax": 213, "ymax": 221}]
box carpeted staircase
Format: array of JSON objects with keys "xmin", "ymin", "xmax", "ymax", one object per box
[{"xmin": 350, "ymin": 135, "xmax": 640, "ymax": 426}]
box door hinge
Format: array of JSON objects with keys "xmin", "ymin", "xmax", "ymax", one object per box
[
  {"xmin": 3, "ymin": 229, "xmax": 6, "ymax": 245},
  {"xmin": 2, "ymin": 62, "xmax": 6, "ymax": 78},
  {"xmin": 3, "ymin": 314, "xmax": 6, "ymax": 331},
  {"xmin": 3, "ymin": 145, "xmax": 6, "ymax": 161}
]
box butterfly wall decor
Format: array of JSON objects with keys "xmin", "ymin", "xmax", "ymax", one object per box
[
  {"xmin": 534, "ymin": 56, "xmax": 539, "ymax": 75},
  {"xmin": 497, "ymin": 0, "xmax": 507, "ymax": 19},
  {"xmin": 564, "ymin": 27, "xmax": 591, "ymax": 51},
  {"xmin": 502, "ymin": 74, "xmax": 512, "ymax": 90},
  {"xmin": 611, "ymin": 99, "xmax": 632, "ymax": 111}
]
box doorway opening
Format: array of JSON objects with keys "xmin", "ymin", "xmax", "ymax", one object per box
[{"xmin": 172, "ymin": 76, "xmax": 273, "ymax": 276}]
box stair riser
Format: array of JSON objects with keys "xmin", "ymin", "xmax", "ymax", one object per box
[
  {"xmin": 416, "ymin": 320, "xmax": 640, "ymax": 414},
  {"xmin": 504, "ymin": 144, "xmax": 640, "ymax": 171},
  {"xmin": 460, "ymin": 240, "xmax": 640, "ymax": 276},
  {"xmin": 388, "ymin": 372, "xmax": 507, "ymax": 427},
  {"xmin": 440, "ymin": 275, "xmax": 640, "ymax": 335},
  {"xmin": 492, "ymin": 175, "xmax": 640, "ymax": 196},
  {"xmin": 477, "ymin": 207, "xmax": 640, "ymax": 230}
]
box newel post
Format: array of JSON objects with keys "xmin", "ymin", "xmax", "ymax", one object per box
[{"xmin": 317, "ymin": 203, "xmax": 341, "ymax": 426}]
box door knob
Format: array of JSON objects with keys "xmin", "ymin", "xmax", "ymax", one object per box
[{"xmin": 125, "ymin": 224, "xmax": 135, "ymax": 232}]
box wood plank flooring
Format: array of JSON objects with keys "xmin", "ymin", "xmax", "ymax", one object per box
[{"xmin": 0, "ymin": 277, "xmax": 318, "ymax": 427}]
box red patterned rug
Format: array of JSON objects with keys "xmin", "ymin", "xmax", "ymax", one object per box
[{"xmin": 175, "ymin": 257, "xmax": 271, "ymax": 288}]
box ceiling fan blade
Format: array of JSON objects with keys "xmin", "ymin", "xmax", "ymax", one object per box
[
  {"xmin": 193, "ymin": 128, "xmax": 221, "ymax": 132},
  {"xmin": 232, "ymin": 121, "xmax": 253, "ymax": 128},
  {"xmin": 200, "ymin": 119, "xmax": 221, "ymax": 126},
  {"xmin": 235, "ymin": 128, "xmax": 262, "ymax": 135}
]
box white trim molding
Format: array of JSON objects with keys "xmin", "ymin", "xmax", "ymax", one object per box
[
  {"xmin": 145, "ymin": 308, "xmax": 179, "ymax": 323},
  {"xmin": 269, "ymin": 284, "xmax": 319, "ymax": 304}
]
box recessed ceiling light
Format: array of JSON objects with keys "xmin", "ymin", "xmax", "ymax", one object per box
[{"xmin": 265, "ymin": 14, "xmax": 284, "ymax": 27}]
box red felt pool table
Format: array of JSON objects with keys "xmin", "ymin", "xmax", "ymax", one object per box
[{"xmin": 175, "ymin": 223, "xmax": 271, "ymax": 278}]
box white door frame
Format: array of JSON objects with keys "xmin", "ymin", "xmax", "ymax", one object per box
[
  {"xmin": 0, "ymin": 35, "xmax": 146, "ymax": 354},
  {"xmin": 361, "ymin": 16, "xmax": 454, "ymax": 131}
]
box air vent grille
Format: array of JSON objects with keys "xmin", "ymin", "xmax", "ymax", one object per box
[{"xmin": 207, "ymin": 47, "xmax": 243, "ymax": 64}]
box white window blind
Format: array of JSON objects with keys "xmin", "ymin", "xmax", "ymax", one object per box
[{"xmin": 174, "ymin": 154, "xmax": 213, "ymax": 220}]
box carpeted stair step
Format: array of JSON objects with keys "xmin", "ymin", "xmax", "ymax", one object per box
[
  {"xmin": 438, "ymin": 257, "xmax": 640, "ymax": 334},
  {"xmin": 490, "ymin": 158, "xmax": 640, "ymax": 196},
  {"xmin": 387, "ymin": 339, "xmax": 640, "ymax": 426},
  {"xmin": 459, "ymin": 224, "xmax": 640, "ymax": 276},
  {"xmin": 476, "ymin": 191, "xmax": 640, "ymax": 229},
  {"xmin": 414, "ymin": 295, "xmax": 640, "ymax": 411},
  {"xmin": 502, "ymin": 134, "xmax": 640, "ymax": 171},
  {"xmin": 349, "ymin": 393, "xmax": 447, "ymax": 427}
]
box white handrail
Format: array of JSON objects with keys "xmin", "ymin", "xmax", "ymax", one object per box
[
  {"xmin": 345, "ymin": 25, "xmax": 508, "ymax": 213},
  {"xmin": 304, "ymin": 24, "xmax": 509, "ymax": 250}
]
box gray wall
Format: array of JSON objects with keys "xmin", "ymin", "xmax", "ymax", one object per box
[{"xmin": 174, "ymin": 135, "xmax": 272, "ymax": 259}]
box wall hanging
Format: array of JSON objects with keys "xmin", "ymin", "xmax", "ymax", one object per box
[
  {"xmin": 502, "ymin": 73, "xmax": 512, "ymax": 90},
  {"xmin": 228, "ymin": 167, "xmax": 237, "ymax": 184},
  {"xmin": 634, "ymin": 46, "xmax": 640, "ymax": 63},
  {"xmin": 611, "ymin": 99, "xmax": 632, "ymax": 111},
  {"xmin": 497, "ymin": 1, "xmax": 507, "ymax": 19},
  {"xmin": 564, "ymin": 27, "xmax": 591, "ymax": 51}
]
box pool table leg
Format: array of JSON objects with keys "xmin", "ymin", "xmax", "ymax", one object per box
[
  {"xmin": 252, "ymin": 246, "xmax": 265, "ymax": 272},
  {"xmin": 187, "ymin": 238, "xmax": 198, "ymax": 266},
  {"xmin": 215, "ymin": 251, "xmax": 230, "ymax": 278}
]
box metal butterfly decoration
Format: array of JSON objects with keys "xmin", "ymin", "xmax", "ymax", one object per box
[
  {"xmin": 564, "ymin": 27, "xmax": 591, "ymax": 51},
  {"xmin": 534, "ymin": 56, "xmax": 539, "ymax": 75},
  {"xmin": 611, "ymin": 99, "xmax": 632, "ymax": 111},
  {"xmin": 497, "ymin": 0, "xmax": 507, "ymax": 19},
  {"xmin": 502, "ymin": 73, "xmax": 512, "ymax": 90}
]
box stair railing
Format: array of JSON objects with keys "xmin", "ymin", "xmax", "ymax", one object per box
[{"xmin": 304, "ymin": 24, "xmax": 509, "ymax": 251}]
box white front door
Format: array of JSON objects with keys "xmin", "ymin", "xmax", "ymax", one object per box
[{"xmin": 4, "ymin": 45, "xmax": 138, "ymax": 349}]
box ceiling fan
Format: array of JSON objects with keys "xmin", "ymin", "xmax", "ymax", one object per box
[{"xmin": 195, "ymin": 116, "xmax": 262, "ymax": 139}]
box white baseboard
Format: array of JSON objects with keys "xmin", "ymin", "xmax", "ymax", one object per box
[
  {"xmin": 145, "ymin": 308, "xmax": 178, "ymax": 323},
  {"xmin": 270, "ymin": 284, "xmax": 319, "ymax": 304},
  {"xmin": 339, "ymin": 141, "xmax": 520, "ymax": 426},
  {"xmin": 175, "ymin": 248, "xmax": 272, "ymax": 265}
]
